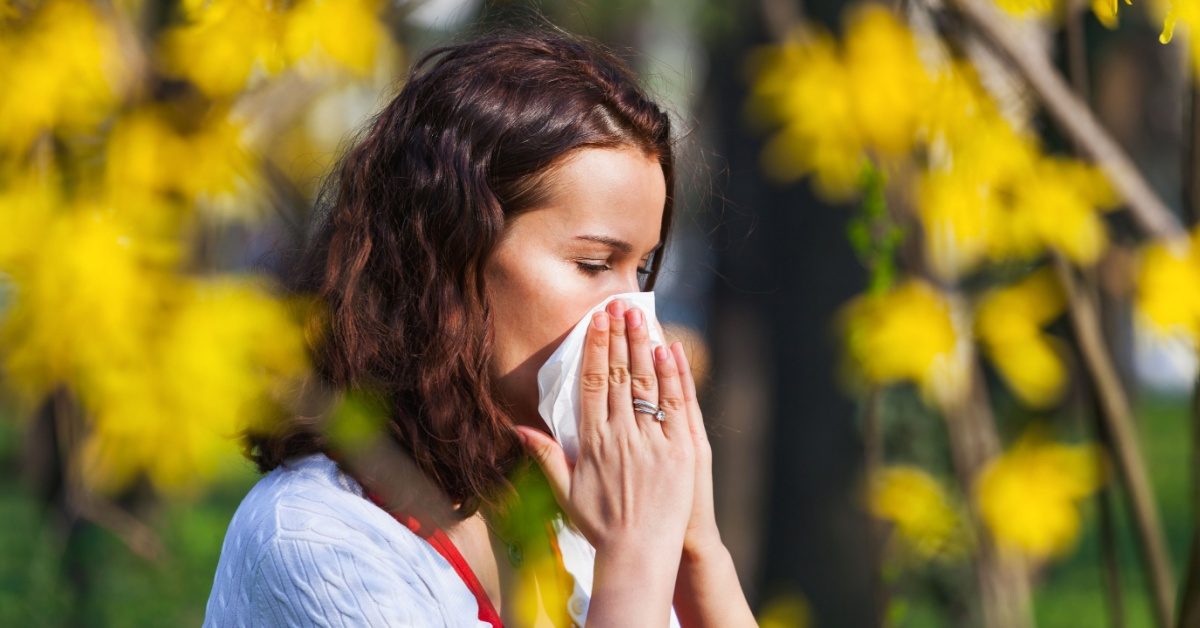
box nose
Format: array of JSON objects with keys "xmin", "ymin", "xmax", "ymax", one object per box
[
  {"xmin": 599, "ymin": 278, "xmax": 640, "ymax": 308},
  {"xmin": 620, "ymin": 269, "xmax": 641, "ymax": 294}
]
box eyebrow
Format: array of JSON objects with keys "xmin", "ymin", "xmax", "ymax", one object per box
[{"xmin": 575, "ymin": 234, "xmax": 664, "ymax": 255}]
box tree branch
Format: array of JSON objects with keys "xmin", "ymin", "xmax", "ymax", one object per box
[
  {"xmin": 947, "ymin": 0, "xmax": 1187, "ymax": 243},
  {"xmin": 1053, "ymin": 256, "xmax": 1176, "ymax": 628}
]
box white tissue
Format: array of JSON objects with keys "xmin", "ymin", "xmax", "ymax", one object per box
[
  {"xmin": 534, "ymin": 291, "xmax": 681, "ymax": 627},
  {"xmin": 536, "ymin": 291, "xmax": 667, "ymax": 464}
]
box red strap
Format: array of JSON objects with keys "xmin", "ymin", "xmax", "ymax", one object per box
[{"xmin": 365, "ymin": 490, "xmax": 504, "ymax": 628}]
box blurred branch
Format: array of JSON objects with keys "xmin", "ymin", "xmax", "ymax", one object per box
[
  {"xmin": 53, "ymin": 390, "xmax": 164, "ymax": 562},
  {"xmin": 1180, "ymin": 378, "xmax": 1200, "ymax": 628},
  {"xmin": 1060, "ymin": 6, "xmax": 1126, "ymax": 625},
  {"xmin": 943, "ymin": 360, "xmax": 1034, "ymax": 628},
  {"xmin": 861, "ymin": 387, "xmax": 890, "ymax": 623},
  {"xmin": 758, "ymin": 0, "xmax": 804, "ymax": 42},
  {"xmin": 944, "ymin": 0, "xmax": 1178, "ymax": 620},
  {"xmin": 1175, "ymin": 51, "xmax": 1200, "ymax": 628},
  {"xmin": 1096, "ymin": 476, "xmax": 1129, "ymax": 628},
  {"xmin": 1062, "ymin": 0, "xmax": 1088, "ymax": 105},
  {"xmin": 1053, "ymin": 256, "xmax": 1176, "ymax": 628},
  {"xmin": 945, "ymin": 0, "xmax": 1187, "ymax": 244}
]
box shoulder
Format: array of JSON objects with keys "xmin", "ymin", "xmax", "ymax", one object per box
[{"xmin": 203, "ymin": 452, "xmax": 486, "ymax": 627}]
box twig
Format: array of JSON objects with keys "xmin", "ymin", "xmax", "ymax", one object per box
[
  {"xmin": 53, "ymin": 390, "xmax": 164, "ymax": 561},
  {"xmin": 1053, "ymin": 256, "xmax": 1176, "ymax": 628},
  {"xmin": 939, "ymin": 0, "xmax": 1178, "ymax": 622},
  {"xmin": 758, "ymin": 0, "xmax": 805, "ymax": 42},
  {"xmin": 1098, "ymin": 486, "xmax": 1129, "ymax": 628},
  {"xmin": 1060, "ymin": 6, "xmax": 1127, "ymax": 624},
  {"xmin": 943, "ymin": 359, "xmax": 1034, "ymax": 628},
  {"xmin": 947, "ymin": 0, "xmax": 1187, "ymax": 243},
  {"xmin": 1179, "ymin": 376, "xmax": 1200, "ymax": 628},
  {"xmin": 1175, "ymin": 60, "xmax": 1200, "ymax": 628},
  {"xmin": 861, "ymin": 388, "xmax": 892, "ymax": 624}
]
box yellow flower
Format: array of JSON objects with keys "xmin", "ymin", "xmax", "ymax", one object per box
[
  {"xmin": 78, "ymin": 277, "xmax": 309, "ymax": 494},
  {"xmin": 105, "ymin": 106, "xmax": 261, "ymax": 218},
  {"xmin": 285, "ymin": 0, "xmax": 388, "ymax": 76},
  {"xmin": 975, "ymin": 268, "xmax": 1069, "ymax": 407},
  {"xmin": 843, "ymin": 5, "xmax": 929, "ymax": 158},
  {"xmin": 920, "ymin": 62, "xmax": 998, "ymax": 150},
  {"xmin": 489, "ymin": 463, "xmax": 574, "ymax": 627},
  {"xmin": 0, "ymin": 202, "xmax": 175, "ymax": 409},
  {"xmin": 992, "ymin": 0, "xmax": 1131, "ymax": 27},
  {"xmin": 747, "ymin": 6, "xmax": 929, "ymax": 199},
  {"xmin": 1136, "ymin": 228, "xmax": 1200, "ymax": 342},
  {"xmin": 161, "ymin": 0, "xmax": 393, "ymax": 95},
  {"xmin": 840, "ymin": 280, "xmax": 972, "ymax": 408},
  {"xmin": 976, "ymin": 426, "xmax": 1104, "ymax": 559},
  {"xmin": 757, "ymin": 592, "xmax": 812, "ymax": 628},
  {"xmin": 0, "ymin": 0, "xmax": 126, "ymax": 151},
  {"xmin": 0, "ymin": 169, "xmax": 57, "ymax": 269},
  {"xmin": 1009, "ymin": 158, "xmax": 1117, "ymax": 266},
  {"xmin": 916, "ymin": 74, "xmax": 1041, "ymax": 279},
  {"xmin": 918, "ymin": 100, "xmax": 1115, "ymax": 279},
  {"xmin": 0, "ymin": 173, "xmax": 307, "ymax": 493},
  {"xmin": 993, "ymin": 0, "xmax": 1058, "ymax": 17},
  {"xmin": 869, "ymin": 465, "xmax": 965, "ymax": 561},
  {"xmin": 160, "ymin": 0, "xmax": 289, "ymax": 96},
  {"xmin": 917, "ymin": 162, "xmax": 1009, "ymax": 281},
  {"xmin": 748, "ymin": 30, "xmax": 863, "ymax": 197},
  {"xmin": 1159, "ymin": 0, "xmax": 1200, "ymax": 72},
  {"xmin": 1092, "ymin": 0, "xmax": 1129, "ymax": 27},
  {"xmin": 1088, "ymin": 0, "xmax": 1200, "ymax": 73},
  {"xmin": 508, "ymin": 549, "xmax": 574, "ymax": 628}
]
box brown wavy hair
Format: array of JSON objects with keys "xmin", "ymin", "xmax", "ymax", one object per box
[{"xmin": 244, "ymin": 27, "xmax": 675, "ymax": 522}]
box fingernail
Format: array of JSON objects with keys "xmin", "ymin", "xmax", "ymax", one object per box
[
  {"xmin": 593, "ymin": 311, "xmax": 608, "ymax": 330},
  {"xmin": 654, "ymin": 345, "xmax": 668, "ymax": 362},
  {"xmin": 628, "ymin": 308, "xmax": 643, "ymax": 329},
  {"xmin": 610, "ymin": 299, "xmax": 626, "ymax": 317}
]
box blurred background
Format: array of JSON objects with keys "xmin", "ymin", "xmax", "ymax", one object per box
[{"xmin": 2, "ymin": 0, "xmax": 1199, "ymax": 626}]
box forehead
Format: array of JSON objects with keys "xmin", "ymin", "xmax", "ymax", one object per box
[{"xmin": 519, "ymin": 146, "xmax": 666, "ymax": 249}]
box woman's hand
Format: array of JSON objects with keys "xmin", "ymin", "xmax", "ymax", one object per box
[
  {"xmin": 664, "ymin": 340, "xmax": 723, "ymax": 560},
  {"xmin": 514, "ymin": 298, "xmax": 696, "ymax": 555},
  {"xmin": 661, "ymin": 336, "xmax": 757, "ymax": 628}
]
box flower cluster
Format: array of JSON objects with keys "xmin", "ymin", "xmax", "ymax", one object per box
[
  {"xmin": 754, "ymin": 4, "xmax": 1115, "ymax": 568},
  {"xmin": 0, "ymin": 0, "xmax": 398, "ymax": 494},
  {"xmin": 748, "ymin": 5, "xmax": 1117, "ymax": 282},
  {"xmin": 869, "ymin": 465, "xmax": 966, "ymax": 562},
  {"xmin": 1136, "ymin": 227, "xmax": 1200, "ymax": 345},
  {"xmin": 161, "ymin": 0, "xmax": 389, "ymax": 96},
  {"xmin": 999, "ymin": 0, "xmax": 1200, "ymax": 73},
  {"xmin": 976, "ymin": 426, "xmax": 1105, "ymax": 559}
]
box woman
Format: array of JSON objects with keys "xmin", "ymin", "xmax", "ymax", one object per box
[{"xmin": 204, "ymin": 26, "xmax": 756, "ymax": 627}]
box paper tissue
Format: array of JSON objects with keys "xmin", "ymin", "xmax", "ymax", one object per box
[
  {"xmin": 536, "ymin": 291, "xmax": 668, "ymax": 463},
  {"xmin": 534, "ymin": 291, "xmax": 681, "ymax": 627}
]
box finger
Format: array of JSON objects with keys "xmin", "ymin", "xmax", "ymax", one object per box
[
  {"xmin": 514, "ymin": 426, "xmax": 573, "ymax": 510},
  {"xmin": 606, "ymin": 299, "xmax": 634, "ymax": 428},
  {"xmin": 579, "ymin": 311, "xmax": 610, "ymax": 441},
  {"xmin": 671, "ymin": 342, "xmax": 709, "ymax": 443},
  {"xmin": 625, "ymin": 306, "xmax": 660, "ymax": 435},
  {"xmin": 653, "ymin": 344, "xmax": 690, "ymax": 442}
]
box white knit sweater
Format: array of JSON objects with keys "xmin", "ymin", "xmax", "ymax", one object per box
[{"xmin": 202, "ymin": 452, "xmax": 491, "ymax": 627}]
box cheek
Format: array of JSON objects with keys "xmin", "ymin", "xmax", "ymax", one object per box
[{"xmin": 488, "ymin": 252, "xmax": 601, "ymax": 373}]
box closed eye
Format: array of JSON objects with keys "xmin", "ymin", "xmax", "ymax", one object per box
[{"xmin": 575, "ymin": 261, "xmax": 653, "ymax": 276}]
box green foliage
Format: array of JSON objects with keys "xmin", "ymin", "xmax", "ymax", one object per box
[{"xmin": 846, "ymin": 162, "xmax": 905, "ymax": 295}]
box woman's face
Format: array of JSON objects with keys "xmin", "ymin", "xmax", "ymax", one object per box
[{"xmin": 484, "ymin": 146, "xmax": 666, "ymax": 430}]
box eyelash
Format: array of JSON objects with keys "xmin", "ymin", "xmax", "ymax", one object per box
[{"xmin": 575, "ymin": 262, "xmax": 653, "ymax": 277}]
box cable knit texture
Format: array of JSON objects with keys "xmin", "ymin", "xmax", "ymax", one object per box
[{"xmin": 203, "ymin": 452, "xmax": 490, "ymax": 627}]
